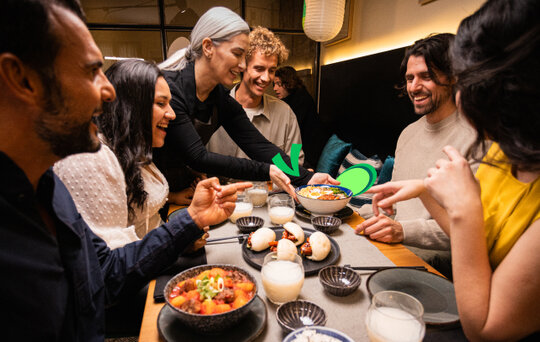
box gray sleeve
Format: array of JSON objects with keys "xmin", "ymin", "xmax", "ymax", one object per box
[{"xmin": 400, "ymin": 218, "xmax": 450, "ymax": 250}]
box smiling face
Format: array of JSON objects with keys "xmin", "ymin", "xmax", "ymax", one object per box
[
  {"xmin": 35, "ymin": 7, "xmax": 115, "ymax": 158},
  {"xmin": 242, "ymin": 51, "xmax": 278, "ymax": 98},
  {"xmin": 273, "ymin": 76, "xmax": 289, "ymax": 99},
  {"xmin": 209, "ymin": 33, "xmax": 249, "ymax": 87},
  {"xmin": 405, "ymin": 55, "xmax": 452, "ymax": 117},
  {"xmin": 152, "ymin": 76, "xmax": 175, "ymax": 148}
]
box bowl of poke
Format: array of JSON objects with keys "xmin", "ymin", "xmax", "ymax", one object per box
[
  {"xmin": 164, "ymin": 264, "xmax": 258, "ymax": 333},
  {"xmin": 295, "ymin": 184, "xmax": 352, "ymax": 215}
]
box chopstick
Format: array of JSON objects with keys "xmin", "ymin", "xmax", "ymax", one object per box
[
  {"xmin": 206, "ymin": 234, "xmax": 248, "ymax": 244},
  {"xmin": 343, "ymin": 264, "xmax": 427, "ymax": 271}
]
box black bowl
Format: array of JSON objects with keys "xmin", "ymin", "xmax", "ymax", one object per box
[
  {"xmin": 318, "ymin": 266, "xmax": 361, "ymax": 296},
  {"xmin": 164, "ymin": 264, "xmax": 258, "ymax": 334},
  {"xmin": 311, "ymin": 216, "xmax": 342, "ymax": 234},
  {"xmin": 236, "ymin": 216, "xmax": 264, "ymax": 233},
  {"xmin": 276, "ymin": 300, "xmax": 327, "ymax": 333}
]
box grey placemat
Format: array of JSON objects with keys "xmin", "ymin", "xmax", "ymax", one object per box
[{"xmin": 204, "ymin": 207, "xmax": 394, "ymax": 341}]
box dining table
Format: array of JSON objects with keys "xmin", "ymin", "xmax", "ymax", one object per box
[{"xmin": 138, "ymin": 203, "xmax": 466, "ymax": 342}]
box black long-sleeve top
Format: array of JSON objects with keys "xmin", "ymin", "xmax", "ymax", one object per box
[{"xmin": 153, "ymin": 62, "xmax": 312, "ymax": 190}]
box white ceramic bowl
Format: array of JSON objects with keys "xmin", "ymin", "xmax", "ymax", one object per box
[
  {"xmin": 295, "ymin": 184, "xmax": 352, "ymax": 215},
  {"xmin": 283, "ymin": 326, "xmax": 355, "ymax": 342}
]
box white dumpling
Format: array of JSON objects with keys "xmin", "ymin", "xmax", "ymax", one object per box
[
  {"xmin": 307, "ymin": 232, "xmax": 331, "ymax": 261},
  {"xmin": 250, "ymin": 227, "xmax": 276, "ymax": 251},
  {"xmin": 276, "ymin": 239, "xmax": 298, "ymax": 261},
  {"xmin": 283, "ymin": 222, "xmax": 305, "ymax": 246}
]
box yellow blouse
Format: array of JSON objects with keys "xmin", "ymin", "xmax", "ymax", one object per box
[{"xmin": 477, "ymin": 143, "xmax": 540, "ymax": 268}]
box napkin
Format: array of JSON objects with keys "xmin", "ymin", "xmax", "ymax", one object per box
[{"xmin": 153, "ymin": 248, "xmax": 207, "ymax": 303}]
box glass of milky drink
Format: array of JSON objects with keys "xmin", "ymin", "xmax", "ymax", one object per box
[
  {"xmin": 229, "ymin": 194, "xmax": 253, "ymax": 223},
  {"xmin": 261, "ymin": 252, "xmax": 304, "ymax": 304},
  {"xmin": 365, "ymin": 291, "xmax": 425, "ymax": 342},
  {"xmin": 246, "ymin": 182, "xmax": 269, "ymax": 208},
  {"xmin": 268, "ymin": 193, "xmax": 295, "ymax": 225}
]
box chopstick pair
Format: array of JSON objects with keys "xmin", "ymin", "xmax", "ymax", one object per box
[
  {"xmin": 205, "ymin": 234, "xmax": 248, "ymax": 245},
  {"xmin": 343, "ymin": 264, "xmax": 427, "ymax": 271}
]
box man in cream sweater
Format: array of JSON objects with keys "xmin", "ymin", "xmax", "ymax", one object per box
[{"xmin": 356, "ymin": 34, "xmax": 480, "ymax": 277}]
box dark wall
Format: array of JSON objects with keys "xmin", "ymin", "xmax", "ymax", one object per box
[{"xmin": 319, "ymin": 47, "xmax": 418, "ymax": 160}]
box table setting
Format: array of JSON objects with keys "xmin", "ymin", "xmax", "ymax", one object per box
[{"xmin": 141, "ymin": 183, "xmax": 467, "ymax": 342}]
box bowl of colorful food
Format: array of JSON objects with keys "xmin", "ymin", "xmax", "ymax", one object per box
[
  {"xmin": 295, "ymin": 184, "xmax": 353, "ymax": 215},
  {"xmin": 164, "ymin": 264, "xmax": 258, "ymax": 333}
]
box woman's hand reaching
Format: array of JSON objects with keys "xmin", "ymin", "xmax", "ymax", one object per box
[
  {"xmin": 366, "ymin": 180, "xmax": 426, "ymax": 216},
  {"xmin": 269, "ymin": 164, "xmax": 297, "ymax": 199},
  {"xmin": 308, "ymin": 173, "xmax": 340, "ymax": 186},
  {"xmin": 168, "ymin": 187, "xmax": 194, "ymax": 206}
]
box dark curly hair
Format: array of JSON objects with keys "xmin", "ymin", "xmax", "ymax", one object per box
[
  {"xmin": 275, "ymin": 66, "xmax": 305, "ymax": 92},
  {"xmin": 397, "ymin": 33, "xmax": 455, "ymax": 97},
  {"xmin": 98, "ymin": 60, "xmax": 163, "ymax": 220},
  {"xmin": 452, "ymin": 0, "xmax": 540, "ymax": 172}
]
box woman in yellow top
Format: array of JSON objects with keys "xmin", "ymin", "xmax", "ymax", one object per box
[{"xmin": 366, "ymin": 0, "xmax": 540, "ymax": 340}]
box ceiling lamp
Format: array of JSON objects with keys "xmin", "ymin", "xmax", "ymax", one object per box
[{"xmin": 303, "ymin": 0, "xmax": 346, "ymax": 42}]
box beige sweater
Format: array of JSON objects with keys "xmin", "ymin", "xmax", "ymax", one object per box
[
  {"xmin": 206, "ymin": 87, "xmax": 304, "ymax": 165},
  {"xmin": 393, "ymin": 111, "xmax": 478, "ymax": 250},
  {"xmin": 54, "ymin": 142, "xmax": 168, "ymax": 249}
]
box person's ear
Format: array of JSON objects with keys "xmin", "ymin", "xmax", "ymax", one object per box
[
  {"xmin": 0, "ymin": 53, "xmax": 44, "ymax": 104},
  {"xmin": 201, "ymin": 38, "xmax": 214, "ymax": 59}
]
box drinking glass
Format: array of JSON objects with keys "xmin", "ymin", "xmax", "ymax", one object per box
[
  {"xmin": 267, "ymin": 193, "xmax": 295, "ymax": 225},
  {"xmin": 246, "ymin": 181, "xmax": 269, "ymax": 208},
  {"xmin": 261, "ymin": 252, "xmax": 304, "ymax": 304},
  {"xmin": 228, "ymin": 194, "xmax": 253, "ymax": 223},
  {"xmin": 365, "ymin": 291, "xmax": 425, "ymax": 342}
]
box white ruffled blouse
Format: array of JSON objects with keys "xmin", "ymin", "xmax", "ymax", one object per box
[{"xmin": 53, "ymin": 141, "xmax": 168, "ymax": 249}]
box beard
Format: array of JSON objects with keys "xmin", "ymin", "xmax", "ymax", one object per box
[
  {"xmin": 410, "ymin": 86, "xmax": 453, "ymax": 116},
  {"xmin": 35, "ymin": 80, "xmax": 101, "ymax": 158}
]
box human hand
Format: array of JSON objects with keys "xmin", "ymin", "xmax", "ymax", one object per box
[
  {"xmin": 355, "ymin": 214, "xmax": 404, "ymax": 243},
  {"xmin": 269, "ymin": 164, "xmax": 296, "ymax": 199},
  {"xmin": 308, "ymin": 173, "xmax": 340, "ymax": 186},
  {"xmin": 366, "ymin": 180, "xmax": 425, "ymax": 216},
  {"xmin": 168, "ymin": 187, "xmax": 194, "ymax": 206},
  {"xmin": 184, "ymin": 226, "xmax": 210, "ymax": 253},
  {"xmin": 188, "ymin": 177, "xmax": 252, "ymax": 228},
  {"xmin": 424, "ymin": 146, "xmax": 481, "ymax": 217},
  {"xmin": 190, "ymin": 173, "xmax": 208, "ymax": 190}
]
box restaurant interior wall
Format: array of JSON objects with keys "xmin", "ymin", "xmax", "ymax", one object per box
[
  {"xmin": 80, "ymin": 0, "xmax": 318, "ymax": 99},
  {"xmin": 322, "ymin": 0, "xmax": 485, "ymax": 65}
]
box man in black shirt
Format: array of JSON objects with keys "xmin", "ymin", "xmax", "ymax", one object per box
[{"xmin": 0, "ymin": 1, "xmax": 249, "ymax": 340}]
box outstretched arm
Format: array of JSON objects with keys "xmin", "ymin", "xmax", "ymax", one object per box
[{"xmin": 426, "ymin": 146, "xmax": 540, "ymax": 340}]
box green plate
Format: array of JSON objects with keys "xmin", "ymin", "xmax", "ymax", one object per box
[{"xmin": 336, "ymin": 163, "xmax": 377, "ymax": 196}]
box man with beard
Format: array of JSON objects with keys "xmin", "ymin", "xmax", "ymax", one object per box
[
  {"xmin": 355, "ymin": 34, "xmax": 479, "ymax": 277},
  {"xmin": 0, "ymin": 1, "xmax": 249, "ymax": 340},
  {"xmin": 207, "ymin": 26, "xmax": 304, "ymax": 166}
]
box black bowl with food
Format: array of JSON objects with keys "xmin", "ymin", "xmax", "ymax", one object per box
[{"xmin": 164, "ymin": 264, "xmax": 258, "ymax": 334}]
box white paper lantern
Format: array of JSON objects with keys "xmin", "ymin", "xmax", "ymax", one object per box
[{"xmin": 303, "ymin": 0, "xmax": 346, "ymax": 42}]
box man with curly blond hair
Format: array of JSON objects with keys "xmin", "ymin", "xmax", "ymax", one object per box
[{"xmin": 207, "ymin": 26, "xmax": 304, "ymax": 165}]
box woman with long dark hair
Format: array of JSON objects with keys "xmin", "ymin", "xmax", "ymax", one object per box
[
  {"xmin": 155, "ymin": 7, "xmax": 335, "ymax": 196},
  {"xmin": 365, "ymin": 0, "xmax": 540, "ymax": 339},
  {"xmin": 54, "ymin": 59, "xmax": 208, "ymax": 249}
]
